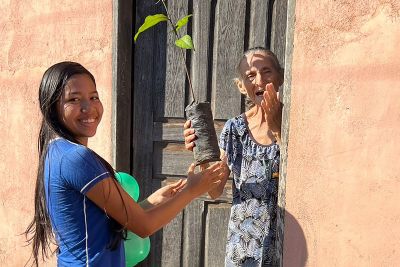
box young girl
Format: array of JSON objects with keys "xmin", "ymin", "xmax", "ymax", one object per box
[
  {"xmin": 25, "ymin": 61, "xmax": 226, "ymax": 267},
  {"xmin": 184, "ymin": 47, "xmax": 283, "ymax": 266}
]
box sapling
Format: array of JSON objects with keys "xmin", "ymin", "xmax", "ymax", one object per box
[{"xmin": 135, "ymin": 0, "xmax": 220, "ymax": 165}]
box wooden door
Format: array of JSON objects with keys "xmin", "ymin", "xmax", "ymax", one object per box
[{"xmin": 114, "ymin": 0, "xmax": 287, "ymax": 266}]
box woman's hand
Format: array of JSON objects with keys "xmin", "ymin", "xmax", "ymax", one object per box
[
  {"xmin": 183, "ymin": 120, "xmax": 196, "ymax": 151},
  {"xmin": 143, "ymin": 179, "xmax": 187, "ymax": 209},
  {"xmin": 261, "ymin": 83, "xmax": 282, "ymax": 136},
  {"xmin": 186, "ymin": 161, "xmax": 225, "ymax": 197}
]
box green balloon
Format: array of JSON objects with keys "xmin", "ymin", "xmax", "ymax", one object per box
[
  {"xmin": 115, "ymin": 172, "xmax": 151, "ymax": 266},
  {"xmin": 124, "ymin": 231, "xmax": 151, "ymax": 266},
  {"xmin": 115, "ymin": 172, "xmax": 140, "ymax": 201}
]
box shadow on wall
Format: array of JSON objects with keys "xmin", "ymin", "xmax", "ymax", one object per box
[{"xmin": 283, "ymin": 210, "xmax": 308, "ymax": 266}]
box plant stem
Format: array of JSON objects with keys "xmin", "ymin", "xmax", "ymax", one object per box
[{"xmin": 161, "ymin": 0, "xmax": 196, "ymax": 104}]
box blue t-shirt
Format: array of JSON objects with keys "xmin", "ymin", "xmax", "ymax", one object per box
[{"xmin": 44, "ymin": 138, "xmax": 125, "ymax": 267}]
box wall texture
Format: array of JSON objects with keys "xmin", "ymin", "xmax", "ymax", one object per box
[
  {"xmin": 284, "ymin": 1, "xmax": 400, "ymax": 266},
  {"xmin": 0, "ymin": 1, "xmax": 113, "ymax": 265}
]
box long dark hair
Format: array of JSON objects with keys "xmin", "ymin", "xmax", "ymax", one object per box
[{"xmin": 24, "ymin": 61, "xmax": 126, "ymax": 266}]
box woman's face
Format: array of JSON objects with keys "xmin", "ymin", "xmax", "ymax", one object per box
[
  {"xmin": 238, "ymin": 51, "xmax": 283, "ymax": 105},
  {"xmin": 57, "ymin": 74, "xmax": 103, "ymax": 145}
]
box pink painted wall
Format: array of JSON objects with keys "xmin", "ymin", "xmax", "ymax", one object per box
[
  {"xmin": 0, "ymin": 1, "xmax": 113, "ymax": 265},
  {"xmin": 284, "ymin": 1, "xmax": 400, "ymax": 266}
]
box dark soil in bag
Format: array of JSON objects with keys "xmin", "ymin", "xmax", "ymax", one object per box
[{"xmin": 185, "ymin": 102, "xmax": 221, "ymax": 165}]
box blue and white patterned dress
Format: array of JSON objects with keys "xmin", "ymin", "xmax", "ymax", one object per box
[{"xmin": 219, "ymin": 114, "xmax": 280, "ymax": 267}]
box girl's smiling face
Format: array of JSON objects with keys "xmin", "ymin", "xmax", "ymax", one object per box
[
  {"xmin": 57, "ymin": 74, "xmax": 103, "ymax": 145},
  {"xmin": 238, "ymin": 51, "xmax": 283, "ymax": 105}
]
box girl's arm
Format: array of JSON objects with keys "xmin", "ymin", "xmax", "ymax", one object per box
[
  {"xmin": 86, "ymin": 162, "xmax": 224, "ymax": 238},
  {"xmin": 139, "ymin": 179, "xmax": 187, "ymax": 210}
]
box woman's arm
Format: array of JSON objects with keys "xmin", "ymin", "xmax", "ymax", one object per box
[
  {"xmin": 86, "ymin": 162, "xmax": 224, "ymax": 238},
  {"xmin": 261, "ymin": 83, "xmax": 282, "ymax": 141}
]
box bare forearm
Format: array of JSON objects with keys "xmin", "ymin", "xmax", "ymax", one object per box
[
  {"xmin": 130, "ymin": 188, "xmax": 194, "ymax": 237},
  {"xmin": 139, "ymin": 199, "xmax": 154, "ymax": 210}
]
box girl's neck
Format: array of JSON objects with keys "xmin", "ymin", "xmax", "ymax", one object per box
[
  {"xmin": 56, "ymin": 135, "xmax": 88, "ymax": 146},
  {"xmin": 77, "ymin": 137, "xmax": 88, "ymax": 146}
]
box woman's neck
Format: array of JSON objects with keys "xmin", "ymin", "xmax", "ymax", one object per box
[{"xmin": 245, "ymin": 106, "xmax": 281, "ymax": 145}]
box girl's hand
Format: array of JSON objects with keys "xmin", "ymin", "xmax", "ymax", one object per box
[
  {"xmin": 261, "ymin": 83, "xmax": 282, "ymax": 133},
  {"xmin": 207, "ymin": 153, "xmax": 230, "ymax": 199},
  {"xmin": 87, "ymin": 162, "xmax": 222, "ymax": 237},
  {"xmin": 183, "ymin": 120, "xmax": 196, "ymax": 151},
  {"xmin": 186, "ymin": 161, "xmax": 225, "ymax": 197},
  {"xmin": 145, "ymin": 179, "xmax": 187, "ymax": 208}
]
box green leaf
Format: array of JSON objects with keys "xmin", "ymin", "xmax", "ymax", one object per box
[
  {"xmin": 134, "ymin": 14, "xmax": 168, "ymax": 42},
  {"xmin": 175, "ymin": 35, "xmax": 195, "ymax": 50},
  {"xmin": 175, "ymin": 14, "xmax": 192, "ymax": 32}
]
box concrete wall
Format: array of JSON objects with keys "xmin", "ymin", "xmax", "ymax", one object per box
[
  {"xmin": 0, "ymin": 1, "xmax": 113, "ymax": 265},
  {"xmin": 284, "ymin": 1, "xmax": 400, "ymax": 266}
]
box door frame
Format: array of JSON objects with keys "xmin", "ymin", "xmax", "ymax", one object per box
[
  {"xmin": 111, "ymin": 0, "xmax": 296, "ymax": 266},
  {"xmin": 274, "ymin": 0, "xmax": 296, "ymax": 265}
]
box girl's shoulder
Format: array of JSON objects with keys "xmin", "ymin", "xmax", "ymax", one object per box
[
  {"xmin": 48, "ymin": 138, "xmax": 93, "ymax": 162},
  {"xmin": 47, "ymin": 138, "xmax": 109, "ymax": 192},
  {"xmin": 49, "ymin": 137, "xmax": 84, "ymax": 152}
]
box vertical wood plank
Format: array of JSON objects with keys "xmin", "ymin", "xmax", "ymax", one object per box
[
  {"xmin": 204, "ymin": 203, "xmax": 231, "ymax": 267},
  {"xmin": 270, "ymin": 0, "xmax": 288, "ymax": 67},
  {"xmin": 159, "ymin": 179, "xmax": 184, "ymax": 267},
  {"xmin": 162, "ymin": 0, "xmax": 189, "ymax": 118},
  {"xmin": 133, "ymin": 0, "xmax": 157, "ymax": 202},
  {"xmin": 212, "ymin": 0, "xmax": 246, "ymax": 120},
  {"xmin": 191, "ymin": 0, "xmax": 212, "ymax": 103},
  {"xmin": 248, "ymin": 0, "xmax": 271, "ymax": 49},
  {"xmin": 160, "ymin": 212, "xmax": 184, "ymax": 267},
  {"xmin": 133, "ymin": 2, "xmax": 160, "ymax": 266},
  {"xmin": 182, "ymin": 200, "xmax": 205, "ymax": 267},
  {"xmin": 112, "ymin": 0, "xmax": 132, "ymax": 172},
  {"xmin": 152, "ymin": 3, "xmax": 167, "ymax": 122},
  {"xmin": 150, "ymin": 179, "xmax": 184, "ymax": 267}
]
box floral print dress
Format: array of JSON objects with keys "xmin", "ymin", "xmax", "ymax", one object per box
[{"xmin": 219, "ymin": 114, "xmax": 280, "ymax": 267}]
